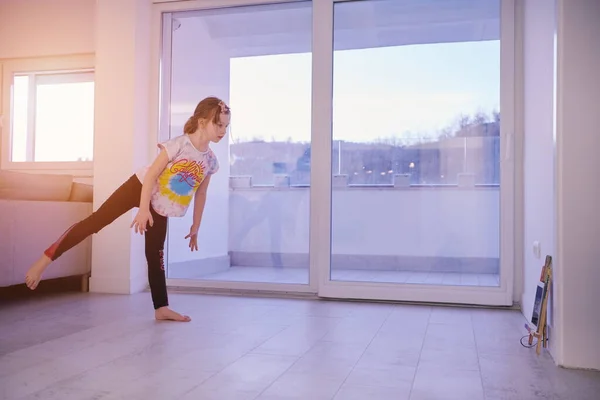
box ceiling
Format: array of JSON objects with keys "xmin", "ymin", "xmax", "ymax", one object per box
[{"xmin": 172, "ymin": 0, "xmax": 500, "ymax": 57}]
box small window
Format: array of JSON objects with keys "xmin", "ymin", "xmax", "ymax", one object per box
[{"xmin": 9, "ymin": 70, "xmax": 95, "ymax": 163}]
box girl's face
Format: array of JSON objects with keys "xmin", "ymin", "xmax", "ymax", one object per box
[{"xmin": 203, "ymin": 113, "xmax": 230, "ymax": 143}]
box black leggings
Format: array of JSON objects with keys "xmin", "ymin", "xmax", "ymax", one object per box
[{"xmin": 44, "ymin": 174, "xmax": 169, "ymax": 310}]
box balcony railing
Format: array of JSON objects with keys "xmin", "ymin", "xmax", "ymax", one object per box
[{"xmin": 167, "ymin": 181, "xmax": 500, "ymax": 287}]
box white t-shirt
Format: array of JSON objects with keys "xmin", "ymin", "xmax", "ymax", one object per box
[{"xmin": 136, "ymin": 135, "xmax": 219, "ymax": 217}]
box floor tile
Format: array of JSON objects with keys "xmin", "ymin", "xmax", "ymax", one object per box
[
  {"xmin": 344, "ymin": 364, "xmax": 416, "ymax": 388},
  {"xmin": 422, "ymin": 321, "xmax": 476, "ymax": 351},
  {"xmin": 418, "ymin": 347, "xmax": 480, "ymax": 371},
  {"xmin": 13, "ymin": 385, "xmax": 110, "ymax": 400},
  {"xmin": 0, "ymin": 291, "xmax": 597, "ymax": 400},
  {"xmin": 177, "ymin": 353, "xmax": 298, "ymax": 400},
  {"xmin": 256, "ymin": 371, "xmax": 344, "ymax": 399},
  {"xmin": 479, "ymin": 352, "xmax": 558, "ymax": 400},
  {"xmin": 334, "ymin": 384, "xmax": 412, "ymax": 400},
  {"xmin": 410, "ymin": 366, "xmax": 484, "ymax": 400}
]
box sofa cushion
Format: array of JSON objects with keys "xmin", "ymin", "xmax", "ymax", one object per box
[
  {"xmin": 69, "ymin": 182, "xmax": 93, "ymax": 203},
  {"xmin": 0, "ymin": 170, "xmax": 73, "ymax": 202}
]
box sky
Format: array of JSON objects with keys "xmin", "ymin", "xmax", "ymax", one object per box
[
  {"xmin": 11, "ymin": 75, "xmax": 94, "ymax": 162},
  {"xmin": 230, "ymin": 39, "xmax": 500, "ymax": 145}
]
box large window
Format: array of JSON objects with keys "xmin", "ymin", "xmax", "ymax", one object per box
[
  {"xmin": 329, "ymin": 0, "xmax": 502, "ymax": 287},
  {"xmin": 10, "ymin": 71, "xmax": 94, "ymax": 163},
  {"xmin": 1, "ymin": 55, "xmax": 95, "ymax": 171}
]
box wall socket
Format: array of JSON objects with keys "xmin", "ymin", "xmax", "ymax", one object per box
[{"xmin": 533, "ymin": 241, "xmax": 541, "ymax": 259}]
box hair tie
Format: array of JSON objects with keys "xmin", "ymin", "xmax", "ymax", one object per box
[{"xmin": 218, "ymin": 100, "xmax": 230, "ymax": 114}]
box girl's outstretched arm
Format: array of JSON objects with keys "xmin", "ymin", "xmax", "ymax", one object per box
[
  {"xmin": 193, "ymin": 175, "xmax": 211, "ymax": 228},
  {"xmin": 186, "ymin": 175, "xmax": 211, "ymax": 251},
  {"xmin": 131, "ymin": 149, "xmax": 169, "ymax": 234}
]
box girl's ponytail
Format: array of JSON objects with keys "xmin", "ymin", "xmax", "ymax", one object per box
[{"xmin": 183, "ymin": 115, "xmax": 199, "ymax": 134}]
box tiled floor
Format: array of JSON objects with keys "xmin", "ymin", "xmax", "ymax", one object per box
[
  {"xmin": 169, "ymin": 265, "xmax": 501, "ymax": 287},
  {"xmin": 1, "ymin": 291, "xmax": 599, "ymax": 400}
]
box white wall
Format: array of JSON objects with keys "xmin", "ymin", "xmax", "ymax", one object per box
[
  {"xmin": 166, "ymin": 15, "xmax": 230, "ymax": 264},
  {"xmin": 89, "ymin": 0, "xmax": 152, "ymax": 294},
  {"xmin": 555, "ymin": 0, "xmax": 600, "ymax": 371},
  {"xmin": 230, "ymin": 188, "xmax": 500, "ymax": 259},
  {"xmin": 521, "ymin": 0, "xmax": 556, "ymax": 345},
  {"xmin": 0, "ymin": 0, "xmax": 95, "ymax": 60}
]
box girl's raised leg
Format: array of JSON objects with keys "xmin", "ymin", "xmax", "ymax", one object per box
[{"xmin": 25, "ymin": 175, "xmax": 142, "ymax": 290}]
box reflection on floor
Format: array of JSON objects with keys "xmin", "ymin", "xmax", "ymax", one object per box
[{"xmin": 168, "ymin": 266, "xmax": 500, "ymax": 287}]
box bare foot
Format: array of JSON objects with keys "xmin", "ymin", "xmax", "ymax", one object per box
[
  {"xmin": 25, "ymin": 255, "xmax": 52, "ymax": 290},
  {"xmin": 155, "ymin": 307, "xmax": 191, "ymax": 322}
]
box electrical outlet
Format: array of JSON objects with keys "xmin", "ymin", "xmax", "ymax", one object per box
[{"xmin": 533, "ymin": 241, "xmax": 541, "ymax": 259}]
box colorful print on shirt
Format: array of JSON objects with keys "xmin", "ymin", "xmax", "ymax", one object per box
[
  {"xmin": 135, "ymin": 135, "xmax": 219, "ymax": 218},
  {"xmin": 157, "ymin": 158, "xmax": 204, "ymax": 206}
]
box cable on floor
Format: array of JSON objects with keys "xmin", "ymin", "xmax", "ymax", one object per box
[{"xmin": 520, "ymin": 334, "xmax": 537, "ymax": 348}]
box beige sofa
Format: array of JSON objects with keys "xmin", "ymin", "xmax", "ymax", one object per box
[{"xmin": 0, "ymin": 170, "xmax": 93, "ymax": 290}]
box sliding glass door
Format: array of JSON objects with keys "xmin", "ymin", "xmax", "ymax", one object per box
[
  {"xmin": 159, "ymin": 2, "xmax": 314, "ymax": 292},
  {"xmin": 313, "ymin": 0, "xmax": 515, "ymax": 306},
  {"xmin": 155, "ymin": 0, "xmax": 515, "ymax": 306}
]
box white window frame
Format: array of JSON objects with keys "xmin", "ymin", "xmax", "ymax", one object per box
[
  {"xmin": 1, "ymin": 54, "xmax": 95, "ymax": 175},
  {"xmin": 313, "ymin": 0, "xmax": 516, "ymax": 307},
  {"xmin": 151, "ymin": 0, "xmax": 517, "ymax": 307}
]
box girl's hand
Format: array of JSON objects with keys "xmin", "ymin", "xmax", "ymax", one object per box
[
  {"xmin": 131, "ymin": 208, "xmax": 153, "ymax": 235},
  {"xmin": 185, "ymin": 225, "xmax": 200, "ymax": 251}
]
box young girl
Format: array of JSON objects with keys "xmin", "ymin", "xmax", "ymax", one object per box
[{"xmin": 24, "ymin": 96, "xmax": 230, "ymax": 322}]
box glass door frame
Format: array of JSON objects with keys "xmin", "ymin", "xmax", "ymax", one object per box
[
  {"xmin": 312, "ymin": 0, "xmax": 517, "ymax": 306},
  {"xmin": 151, "ymin": 0, "xmax": 319, "ymax": 295},
  {"xmin": 150, "ymin": 0, "xmax": 517, "ymax": 306}
]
